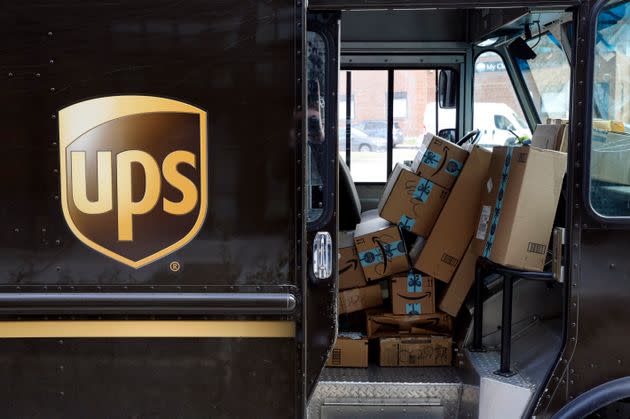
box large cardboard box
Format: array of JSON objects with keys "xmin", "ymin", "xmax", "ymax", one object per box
[
  {"xmin": 326, "ymin": 334, "xmax": 369, "ymax": 368},
  {"xmin": 378, "ymin": 163, "xmax": 449, "ymax": 237},
  {"xmin": 354, "ymin": 217, "xmax": 409, "ymax": 281},
  {"xmin": 367, "ymin": 311, "xmax": 452, "ymax": 338},
  {"xmin": 379, "ymin": 335, "xmax": 452, "ymax": 367},
  {"xmin": 439, "ymin": 242, "xmax": 479, "ymax": 317},
  {"xmin": 390, "ymin": 272, "xmax": 435, "ymax": 315},
  {"xmin": 338, "ymin": 231, "xmax": 367, "ymax": 290},
  {"xmin": 415, "ymin": 146, "xmax": 491, "ymax": 283},
  {"xmin": 531, "ymin": 124, "xmax": 566, "ymax": 151},
  {"xmin": 339, "ymin": 283, "xmax": 383, "ymax": 315},
  {"xmin": 472, "ymin": 146, "xmax": 566, "ymax": 271},
  {"xmin": 411, "ymin": 133, "xmax": 469, "ymax": 190}
]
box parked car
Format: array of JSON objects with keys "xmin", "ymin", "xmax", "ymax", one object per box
[
  {"xmin": 352, "ymin": 120, "xmax": 404, "ymax": 146},
  {"xmin": 338, "ymin": 126, "xmax": 387, "ymax": 152}
]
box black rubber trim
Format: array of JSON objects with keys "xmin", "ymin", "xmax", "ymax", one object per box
[
  {"xmin": 0, "ymin": 292, "xmax": 297, "ymax": 315},
  {"xmin": 552, "ymin": 377, "xmax": 630, "ymax": 419}
]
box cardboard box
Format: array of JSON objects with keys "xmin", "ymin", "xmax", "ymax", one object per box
[
  {"xmin": 379, "ymin": 335, "xmax": 452, "ymax": 367},
  {"xmin": 439, "ymin": 242, "xmax": 479, "ymax": 317},
  {"xmin": 411, "ymin": 133, "xmax": 469, "ymax": 189},
  {"xmin": 390, "ymin": 272, "xmax": 435, "ymax": 315},
  {"xmin": 472, "ymin": 146, "xmax": 566, "ymax": 271},
  {"xmin": 367, "ymin": 311, "xmax": 452, "ymax": 338},
  {"xmin": 354, "ymin": 217, "xmax": 409, "ymax": 281},
  {"xmin": 593, "ymin": 119, "xmax": 626, "ymax": 133},
  {"xmin": 415, "ymin": 146, "xmax": 491, "ymax": 283},
  {"xmin": 531, "ymin": 124, "xmax": 566, "ymax": 151},
  {"xmin": 339, "ymin": 284, "xmax": 383, "ymax": 315},
  {"xmin": 326, "ymin": 334, "xmax": 369, "ymax": 368},
  {"xmin": 378, "ymin": 163, "xmax": 450, "ymax": 237},
  {"xmin": 338, "ymin": 231, "xmax": 367, "ymax": 290}
]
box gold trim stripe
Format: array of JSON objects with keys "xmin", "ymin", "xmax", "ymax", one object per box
[{"xmin": 0, "ymin": 321, "xmax": 295, "ymax": 338}]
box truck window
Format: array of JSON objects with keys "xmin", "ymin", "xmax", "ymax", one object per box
[
  {"xmin": 473, "ymin": 51, "xmax": 531, "ymax": 149},
  {"xmin": 589, "ymin": 0, "xmax": 630, "ymax": 217},
  {"xmin": 515, "ymin": 32, "xmax": 571, "ymax": 121}
]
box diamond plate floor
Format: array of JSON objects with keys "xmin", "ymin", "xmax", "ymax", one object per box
[{"xmin": 308, "ymin": 366, "xmax": 473, "ymax": 418}]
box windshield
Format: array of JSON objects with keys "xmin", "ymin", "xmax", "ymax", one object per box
[{"xmin": 516, "ymin": 32, "xmax": 571, "ymax": 121}]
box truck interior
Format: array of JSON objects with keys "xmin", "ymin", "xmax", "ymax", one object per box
[{"xmin": 306, "ymin": 3, "xmax": 629, "ymax": 418}]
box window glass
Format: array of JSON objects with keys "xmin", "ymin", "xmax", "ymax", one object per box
[
  {"xmin": 306, "ymin": 31, "xmax": 327, "ymax": 223},
  {"xmin": 474, "ymin": 51, "xmax": 532, "ymax": 149},
  {"xmin": 345, "ymin": 70, "xmax": 388, "ymax": 182},
  {"xmin": 589, "ymin": 0, "xmax": 630, "ymax": 217},
  {"xmin": 392, "ymin": 70, "xmax": 440, "ymax": 168},
  {"xmin": 516, "ymin": 32, "xmax": 571, "ymax": 121}
]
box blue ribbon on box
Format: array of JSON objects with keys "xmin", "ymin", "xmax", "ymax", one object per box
[
  {"xmin": 406, "ymin": 303, "xmax": 421, "ymax": 315},
  {"xmin": 445, "ymin": 159, "xmax": 463, "ymax": 177},
  {"xmin": 422, "ymin": 150, "xmax": 442, "ymax": 168},
  {"xmin": 399, "ymin": 215, "xmax": 416, "ymax": 232},
  {"xmin": 483, "ymin": 147, "xmax": 514, "ymax": 258},
  {"xmin": 407, "ymin": 271, "xmax": 423, "ymax": 293},
  {"xmin": 412, "ymin": 178, "xmax": 434, "ymax": 203},
  {"xmin": 359, "ymin": 240, "xmax": 406, "ymax": 268}
]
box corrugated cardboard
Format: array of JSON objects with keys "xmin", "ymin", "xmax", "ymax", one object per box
[
  {"xmin": 439, "ymin": 242, "xmax": 479, "ymax": 317},
  {"xmin": 411, "ymin": 133, "xmax": 470, "ymax": 189},
  {"xmin": 390, "ymin": 272, "xmax": 435, "ymax": 315},
  {"xmin": 326, "ymin": 334, "xmax": 369, "ymax": 368},
  {"xmin": 531, "ymin": 124, "xmax": 566, "ymax": 151},
  {"xmin": 339, "ymin": 283, "xmax": 383, "ymax": 315},
  {"xmin": 338, "ymin": 231, "xmax": 367, "ymax": 290},
  {"xmin": 354, "ymin": 217, "xmax": 409, "ymax": 281},
  {"xmin": 378, "ymin": 163, "xmax": 449, "ymax": 237},
  {"xmin": 415, "ymin": 146, "xmax": 491, "ymax": 283},
  {"xmin": 367, "ymin": 311, "xmax": 452, "ymax": 338},
  {"xmin": 591, "ymin": 129, "xmax": 630, "ymax": 186},
  {"xmin": 379, "ymin": 335, "xmax": 452, "ymax": 367},
  {"xmin": 472, "ymin": 146, "xmax": 566, "ymax": 271}
]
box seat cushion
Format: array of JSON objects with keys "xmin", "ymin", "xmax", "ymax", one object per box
[{"xmin": 339, "ymin": 157, "xmax": 362, "ymax": 230}]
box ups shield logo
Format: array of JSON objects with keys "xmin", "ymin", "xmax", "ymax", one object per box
[{"xmin": 59, "ymin": 96, "xmax": 207, "ymax": 268}]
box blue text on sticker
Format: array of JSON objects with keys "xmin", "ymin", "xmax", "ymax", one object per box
[{"xmin": 412, "ymin": 178, "xmax": 434, "ymax": 202}]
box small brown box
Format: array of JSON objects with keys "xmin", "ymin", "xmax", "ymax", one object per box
[
  {"xmin": 411, "ymin": 133, "xmax": 469, "ymax": 190},
  {"xmin": 339, "ymin": 284, "xmax": 383, "ymax": 315},
  {"xmin": 390, "ymin": 273, "xmax": 435, "ymax": 315},
  {"xmin": 366, "ymin": 311, "xmax": 452, "ymax": 338},
  {"xmin": 354, "ymin": 217, "xmax": 409, "ymax": 282},
  {"xmin": 379, "ymin": 335, "xmax": 452, "ymax": 367},
  {"xmin": 338, "ymin": 231, "xmax": 367, "ymax": 291},
  {"xmin": 326, "ymin": 334, "xmax": 369, "ymax": 368}
]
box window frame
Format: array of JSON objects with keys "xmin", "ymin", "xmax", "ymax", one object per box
[
  {"xmin": 340, "ymin": 57, "xmax": 464, "ymax": 185},
  {"xmin": 584, "ymin": 0, "xmax": 630, "ymax": 223}
]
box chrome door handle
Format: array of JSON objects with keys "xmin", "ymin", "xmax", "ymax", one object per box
[{"xmin": 313, "ymin": 231, "xmax": 333, "ymax": 279}]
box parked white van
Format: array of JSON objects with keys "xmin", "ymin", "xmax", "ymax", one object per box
[{"xmin": 424, "ymin": 102, "xmax": 531, "ymax": 148}]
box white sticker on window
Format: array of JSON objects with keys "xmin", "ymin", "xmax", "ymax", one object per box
[
  {"xmin": 476, "ymin": 205, "xmax": 492, "ymax": 240},
  {"xmin": 486, "ymin": 178, "xmax": 493, "ymax": 193}
]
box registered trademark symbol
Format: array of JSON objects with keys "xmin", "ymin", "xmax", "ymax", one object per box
[{"xmin": 169, "ymin": 261, "xmax": 181, "ymax": 272}]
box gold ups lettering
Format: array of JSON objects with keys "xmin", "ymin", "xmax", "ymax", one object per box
[{"xmin": 59, "ymin": 96, "xmax": 208, "ymax": 268}]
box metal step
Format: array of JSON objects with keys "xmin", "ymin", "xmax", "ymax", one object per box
[{"xmin": 307, "ymin": 366, "xmax": 477, "ymax": 418}]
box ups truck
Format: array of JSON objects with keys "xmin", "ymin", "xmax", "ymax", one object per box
[{"xmin": 0, "ymin": 0, "xmax": 628, "ymax": 418}]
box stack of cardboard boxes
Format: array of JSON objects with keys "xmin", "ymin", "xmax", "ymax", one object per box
[{"xmin": 328, "ymin": 131, "xmax": 567, "ymax": 368}]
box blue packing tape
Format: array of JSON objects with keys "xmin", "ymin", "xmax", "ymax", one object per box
[
  {"xmin": 406, "ymin": 303, "xmax": 421, "ymax": 315},
  {"xmin": 399, "ymin": 215, "xmax": 416, "ymax": 232},
  {"xmin": 358, "ymin": 240, "xmax": 406, "ymax": 268},
  {"xmin": 412, "ymin": 178, "xmax": 434, "ymax": 203},
  {"xmin": 422, "ymin": 150, "xmax": 442, "ymax": 169},
  {"xmin": 483, "ymin": 147, "xmax": 514, "ymax": 258},
  {"xmin": 407, "ymin": 271, "xmax": 423, "ymax": 293}
]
